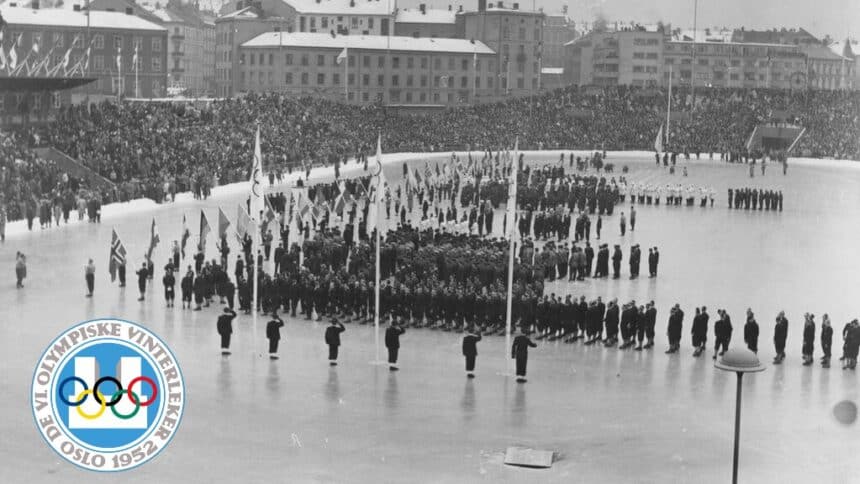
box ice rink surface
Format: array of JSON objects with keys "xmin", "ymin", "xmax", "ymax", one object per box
[{"xmin": 1, "ymin": 152, "xmax": 860, "ymax": 483}]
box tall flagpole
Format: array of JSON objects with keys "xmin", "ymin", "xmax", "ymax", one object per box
[
  {"xmin": 250, "ymin": 126, "xmax": 263, "ymax": 346},
  {"xmin": 373, "ymin": 134, "xmax": 383, "ymax": 363},
  {"xmin": 504, "ymin": 138, "xmax": 519, "ymax": 376},
  {"xmin": 344, "ymin": 47, "xmax": 349, "ymax": 102},
  {"xmin": 666, "ymin": 64, "xmax": 672, "ymax": 148}
]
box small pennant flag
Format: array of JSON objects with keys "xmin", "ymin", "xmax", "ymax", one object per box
[
  {"xmin": 109, "ymin": 229, "xmax": 127, "ymax": 282},
  {"xmin": 147, "ymin": 217, "xmax": 160, "ymax": 259},
  {"xmin": 218, "ymin": 206, "xmax": 231, "ymax": 239},
  {"xmin": 180, "ymin": 213, "xmax": 190, "ymax": 258},
  {"xmin": 236, "ymin": 204, "xmax": 251, "ymax": 243},
  {"xmin": 199, "ymin": 210, "xmax": 211, "ymax": 252}
]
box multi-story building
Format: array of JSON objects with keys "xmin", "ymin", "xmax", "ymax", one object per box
[
  {"xmin": 394, "ymin": 5, "xmax": 459, "ymax": 39},
  {"xmin": 0, "ymin": 4, "xmax": 168, "ymax": 110},
  {"xmin": 731, "ymin": 27, "xmax": 854, "ymax": 90},
  {"xmin": 542, "ymin": 13, "xmax": 577, "ymax": 69},
  {"xmin": 459, "ymin": 0, "xmax": 545, "ymax": 98},
  {"xmin": 146, "ymin": 2, "xmax": 216, "ymax": 96},
  {"xmin": 215, "ymin": 2, "xmax": 293, "ymax": 98},
  {"xmin": 287, "ymin": 0, "xmax": 393, "ymax": 35},
  {"xmin": 564, "ymin": 28, "xmax": 664, "ymax": 87},
  {"xmin": 564, "ymin": 27, "xmax": 815, "ymax": 91},
  {"xmin": 237, "ymin": 32, "xmax": 495, "ymax": 105}
]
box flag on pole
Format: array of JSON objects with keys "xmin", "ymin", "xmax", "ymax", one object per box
[
  {"xmin": 132, "ymin": 42, "xmax": 139, "ymax": 70},
  {"xmin": 263, "ymin": 195, "xmax": 276, "ymax": 232},
  {"xmin": 249, "ymin": 126, "xmax": 265, "ymax": 223},
  {"xmin": 0, "ymin": 29, "xmax": 6, "ymax": 70},
  {"xmin": 147, "ymin": 217, "xmax": 160, "ymax": 259},
  {"xmin": 374, "ymin": 135, "xmax": 388, "ymax": 237},
  {"xmin": 336, "ymin": 47, "xmax": 348, "ymax": 65},
  {"xmin": 180, "ymin": 213, "xmax": 190, "ymax": 258},
  {"xmin": 109, "ymin": 229, "xmax": 127, "ymax": 282},
  {"xmin": 654, "ymin": 123, "xmax": 664, "ymax": 153},
  {"xmin": 116, "ymin": 45, "xmax": 122, "ymax": 72},
  {"xmin": 236, "ymin": 203, "xmax": 251, "ymax": 243},
  {"xmin": 218, "ymin": 206, "xmax": 231, "ymax": 239},
  {"xmin": 199, "ymin": 210, "xmax": 211, "ymax": 252},
  {"xmin": 9, "ymin": 33, "xmax": 21, "ymax": 70}
]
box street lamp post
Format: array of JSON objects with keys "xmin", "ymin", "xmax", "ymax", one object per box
[{"xmin": 714, "ymin": 348, "xmax": 766, "ymax": 484}]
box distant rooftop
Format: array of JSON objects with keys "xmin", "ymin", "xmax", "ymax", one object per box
[
  {"xmin": 284, "ymin": 0, "xmax": 393, "ymax": 16},
  {"xmin": 0, "ymin": 5, "xmax": 166, "ymax": 31},
  {"xmin": 243, "ymin": 32, "xmax": 494, "ymax": 54},
  {"xmin": 395, "ymin": 8, "xmax": 457, "ymax": 24}
]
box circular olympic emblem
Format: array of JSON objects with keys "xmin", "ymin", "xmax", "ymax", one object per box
[{"xmin": 30, "ymin": 318, "xmax": 185, "ymax": 472}]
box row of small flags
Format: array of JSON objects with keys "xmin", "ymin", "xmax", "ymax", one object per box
[{"xmin": 0, "ymin": 30, "xmax": 97, "ymax": 77}]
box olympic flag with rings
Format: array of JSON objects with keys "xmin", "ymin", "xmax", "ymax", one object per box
[{"xmin": 31, "ymin": 319, "xmax": 185, "ymax": 472}]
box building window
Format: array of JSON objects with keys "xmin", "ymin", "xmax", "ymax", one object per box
[
  {"xmin": 405, "ymin": 92, "xmax": 412, "ymax": 103},
  {"xmin": 322, "ymin": 17, "xmax": 328, "ymax": 28},
  {"xmin": 461, "ymin": 76, "xmax": 467, "ymax": 88},
  {"xmin": 94, "ymin": 35, "xmax": 104, "ymax": 49},
  {"xmin": 301, "ymin": 54, "xmax": 308, "ymax": 66},
  {"xmin": 362, "ymin": 92, "xmax": 369, "ymax": 102},
  {"xmin": 421, "ymin": 57, "xmax": 428, "ymax": 69},
  {"xmin": 317, "ymin": 73, "xmax": 325, "ymax": 84},
  {"xmin": 348, "ymin": 73, "xmax": 355, "ymax": 85},
  {"xmin": 114, "ymin": 36, "xmax": 122, "ymax": 50},
  {"xmin": 286, "ymin": 72, "xmax": 293, "ymax": 84},
  {"xmin": 286, "ymin": 53, "xmax": 293, "ymax": 65},
  {"xmin": 391, "ymin": 90, "xmax": 400, "ymax": 102},
  {"xmin": 407, "ymin": 57, "xmax": 413, "ymax": 69},
  {"xmin": 517, "ymin": 78, "xmax": 524, "ymax": 88},
  {"xmin": 434, "ymin": 58, "xmax": 441, "ymax": 70},
  {"xmin": 433, "ymin": 92, "xmax": 439, "ymax": 102},
  {"xmin": 392, "ymin": 56, "xmax": 399, "ymax": 68},
  {"xmin": 301, "ymin": 72, "xmax": 308, "ymax": 84},
  {"xmin": 488, "ymin": 76, "xmax": 494, "ymax": 88},
  {"xmin": 52, "ymin": 91, "xmax": 61, "ymax": 108},
  {"xmin": 259, "ymin": 53, "xmax": 265, "ymax": 65},
  {"xmin": 420, "ymin": 92, "xmax": 426, "ymax": 103},
  {"xmin": 53, "ymin": 32, "xmax": 64, "ymax": 48},
  {"xmin": 420, "ymin": 75, "xmax": 427, "ymax": 87},
  {"xmin": 368, "ymin": 17, "xmax": 374, "ymax": 29},
  {"xmin": 377, "ymin": 74, "xmax": 384, "ymax": 86},
  {"xmin": 318, "ymin": 54, "xmax": 325, "ymax": 66},
  {"xmin": 333, "ymin": 73, "xmax": 340, "ymax": 84},
  {"xmin": 250, "ymin": 54, "xmax": 255, "ymax": 66},
  {"xmin": 348, "ymin": 92, "xmax": 354, "ymax": 101},
  {"xmin": 152, "ymin": 57, "xmax": 162, "ymax": 72},
  {"xmin": 448, "ymin": 57, "xmax": 454, "ymax": 70},
  {"xmin": 363, "ymin": 74, "xmax": 369, "ymax": 86},
  {"xmin": 94, "ymin": 55, "xmax": 104, "ymax": 71},
  {"xmin": 391, "ymin": 75, "xmax": 398, "ymax": 86},
  {"xmin": 406, "ymin": 75, "xmax": 413, "ymax": 87},
  {"xmin": 378, "ymin": 56, "xmax": 385, "ymax": 68}
]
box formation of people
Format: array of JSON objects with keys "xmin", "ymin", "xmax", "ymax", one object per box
[{"xmin": 728, "ymin": 187, "xmax": 784, "ymax": 211}]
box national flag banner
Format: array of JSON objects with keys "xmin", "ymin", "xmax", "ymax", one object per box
[
  {"xmin": 9, "ymin": 33, "xmax": 21, "ymax": 70},
  {"xmin": 199, "ymin": 210, "xmax": 211, "ymax": 251},
  {"xmin": 147, "ymin": 217, "xmax": 160, "ymax": 259},
  {"xmin": 236, "ymin": 204, "xmax": 251, "ymax": 242},
  {"xmin": 108, "ymin": 229, "xmax": 127, "ymax": 282},
  {"xmin": 132, "ymin": 43, "xmax": 139, "ymax": 70},
  {"xmin": 507, "ymin": 138, "xmax": 519, "ymax": 239},
  {"xmin": 249, "ymin": 126, "xmax": 265, "ymax": 224},
  {"xmin": 654, "ymin": 123, "xmax": 664, "ymax": 153},
  {"xmin": 312, "ymin": 203, "xmax": 323, "ymax": 221},
  {"xmin": 180, "ymin": 213, "xmax": 190, "ymax": 258},
  {"xmin": 413, "ymin": 167, "xmax": 422, "ymax": 188},
  {"xmin": 218, "ymin": 206, "xmax": 231, "ymax": 239},
  {"xmin": 336, "ymin": 47, "xmax": 348, "ymax": 65},
  {"xmin": 116, "ymin": 45, "xmax": 121, "ymax": 72},
  {"xmin": 263, "ymin": 196, "xmax": 277, "ymax": 230}
]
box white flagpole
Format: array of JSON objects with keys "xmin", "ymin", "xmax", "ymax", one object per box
[
  {"xmin": 344, "ymin": 47, "xmax": 348, "ymax": 102},
  {"xmin": 504, "ymin": 138, "xmax": 519, "ymax": 376},
  {"xmin": 373, "ymin": 134, "xmax": 383, "ymax": 363},
  {"xmin": 666, "ymin": 64, "xmax": 672, "ymax": 148},
  {"xmin": 250, "ymin": 126, "xmax": 263, "ymax": 346}
]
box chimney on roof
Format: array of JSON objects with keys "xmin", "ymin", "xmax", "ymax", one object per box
[
  {"xmin": 513, "ymin": 2, "xmax": 518, "ymax": 9},
  {"xmin": 126, "ymin": 7, "xmax": 133, "ymax": 14},
  {"xmin": 419, "ymin": 3, "xmax": 425, "ymax": 14},
  {"xmin": 497, "ymin": 1, "xmax": 503, "ymax": 8},
  {"xmin": 458, "ymin": 5, "xmax": 463, "ymax": 12},
  {"xmin": 448, "ymin": 4, "xmax": 452, "ymax": 10},
  {"xmin": 487, "ymin": 2, "xmax": 493, "ymax": 8}
]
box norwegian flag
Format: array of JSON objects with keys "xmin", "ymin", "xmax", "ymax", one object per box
[
  {"xmin": 147, "ymin": 218, "xmax": 160, "ymax": 259},
  {"xmin": 108, "ymin": 229, "xmax": 127, "ymax": 282}
]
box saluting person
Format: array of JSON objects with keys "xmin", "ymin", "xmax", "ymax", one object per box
[
  {"xmin": 325, "ymin": 320, "xmax": 346, "ymax": 365},
  {"xmin": 385, "ymin": 320, "xmax": 406, "ymax": 371},
  {"xmin": 512, "ymin": 327, "xmax": 537, "ymax": 383},
  {"xmin": 135, "ymin": 262, "xmax": 148, "ymax": 301},
  {"xmin": 266, "ymin": 311, "xmax": 285, "ymax": 359},
  {"xmin": 217, "ymin": 307, "xmax": 237, "ymax": 356},
  {"xmin": 462, "ymin": 326, "xmax": 482, "ymax": 378}
]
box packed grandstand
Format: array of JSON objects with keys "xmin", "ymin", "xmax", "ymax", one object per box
[{"xmin": 2, "ymin": 85, "xmax": 859, "ymax": 221}]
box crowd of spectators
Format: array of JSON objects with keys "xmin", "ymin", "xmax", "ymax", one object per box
[{"xmin": 2, "ymin": 85, "xmax": 858, "ymax": 221}]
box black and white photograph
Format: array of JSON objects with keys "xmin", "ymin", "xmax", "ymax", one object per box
[{"xmin": 0, "ymin": 0, "xmax": 859, "ymax": 481}]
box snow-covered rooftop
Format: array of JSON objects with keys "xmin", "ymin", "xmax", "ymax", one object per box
[
  {"xmin": 0, "ymin": 5, "xmax": 166, "ymax": 31},
  {"xmin": 243, "ymin": 32, "xmax": 494, "ymax": 54}
]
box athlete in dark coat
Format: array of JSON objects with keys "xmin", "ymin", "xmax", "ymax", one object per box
[
  {"xmin": 744, "ymin": 309, "xmax": 759, "ymax": 353},
  {"xmin": 325, "ymin": 321, "xmax": 346, "ymax": 365},
  {"xmin": 773, "ymin": 311, "xmax": 788, "ymax": 364},
  {"xmin": 462, "ymin": 328, "xmax": 482, "ymax": 377},
  {"xmin": 266, "ymin": 312, "xmax": 284, "ymax": 359},
  {"xmin": 385, "ymin": 321, "xmax": 406, "ymax": 370},
  {"xmin": 511, "ymin": 329, "xmax": 537, "ymax": 382},
  {"xmin": 217, "ymin": 308, "xmax": 237, "ymax": 355}
]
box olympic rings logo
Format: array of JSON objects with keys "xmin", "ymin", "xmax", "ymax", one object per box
[{"xmin": 58, "ymin": 376, "xmax": 158, "ymax": 421}]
